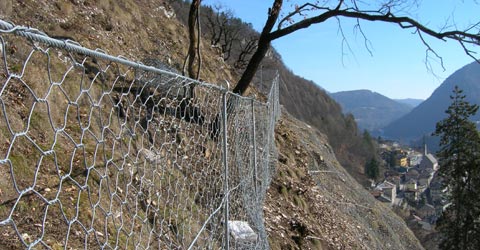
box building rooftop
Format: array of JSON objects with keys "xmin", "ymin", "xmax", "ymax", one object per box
[
  {"xmin": 376, "ymin": 181, "xmax": 396, "ymax": 190},
  {"xmin": 425, "ymin": 153, "xmax": 438, "ymax": 165}
]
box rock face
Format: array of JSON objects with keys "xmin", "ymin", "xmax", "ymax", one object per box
[
  {"xmin": 265, "ymin": 111, "xmax": 424, "ymax": 249},
  {"xmin": 383, "ymin": 61, "xmax": 480, "ymax": 142}
]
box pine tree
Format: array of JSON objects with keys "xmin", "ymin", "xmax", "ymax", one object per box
[
  {"xmin": 362, "ymin": 130, "xmax": 375, "ymax": 152},
  {"xmin": 365, "ymin": 158, "xmax": 379, "ymax": 180},
  {"xmin": 434, "ymin": 86, "xmax": 480, "ymax": 250}
]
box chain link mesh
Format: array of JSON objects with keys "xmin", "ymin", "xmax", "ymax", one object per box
[{"xmin": 0, "ymin": 20, "xmax": 279, "ymax": 249}]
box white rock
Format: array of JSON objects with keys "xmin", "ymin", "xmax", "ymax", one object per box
[
  {"xmin": 228, "ymin": 220, "xmax": 257, "ymax": 242},
  {"xmin": 21, "ymin": 233, "xmax": 30, "ymax": 241},
  {"xmin": 141, "ymin": 149, "xmax": 161, "ymax": 164}
]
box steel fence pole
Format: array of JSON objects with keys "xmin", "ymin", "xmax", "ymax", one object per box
[
  {"xmin": 251, "ymin": 99, "xmax": 258, "ymax": 195},
  {"xmin": 222, "ymin": 92, "xmax": 229, "ymax": 250}
]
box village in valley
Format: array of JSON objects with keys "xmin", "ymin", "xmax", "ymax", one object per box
[{"xmin": 370, "ymin": 140, "xmax": 447, "ymax": 231}]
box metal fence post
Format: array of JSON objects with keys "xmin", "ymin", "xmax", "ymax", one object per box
[
  {"xmin": 251, "ymin": 99, "xmax": 257, "ymax": 195},
  {"xmin": 222, "ymin": 92, "xmax": 230, "ymax": 250}
]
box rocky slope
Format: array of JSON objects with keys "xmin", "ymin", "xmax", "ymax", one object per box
[
  {"xmin": 0, "ymin": 0, "xmax": 423, "ymax": 249},
  {"xmin": 266, "ymin": 112, "xmax": 423, "ymax": 249}
]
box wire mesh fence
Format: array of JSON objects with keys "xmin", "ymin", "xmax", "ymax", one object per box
[{"xmin": 0, "ymin": 19, "xmax": 279, "ymax": 249}]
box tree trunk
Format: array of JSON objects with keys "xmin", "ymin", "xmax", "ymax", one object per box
[
  {"xmin": 232, "ymin": 0, "xmax": 282, "ymax": 95},
  {"xmin": 187, "ymin": 0, "xmax": 201, "ymax": 79}
]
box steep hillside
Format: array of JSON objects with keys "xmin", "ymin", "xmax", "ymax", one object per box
[
  {"xmin": 171, "ymin": 0, "xmax": 378, "ymax": 188},
  {"xmin": 0, "ymin": 0, "xmax": 422, "ymax": 249},
  {"xmin": 265, "ymin": 111, "xmax": 423, "ymax": 249},
  {"xmin": 266, "ymin": 112, "xmax": 423, "ymax": 249},
  {"xmin": 248, "ymin": 56, "xmax": 377, "ymax": 186},
  {"xmin": 330, "ymin": 90, "xmax": 413, "ymax": 132},
  {"xmin": 383, "ymin": 61, "xmax": 480, "ymax": 142}
]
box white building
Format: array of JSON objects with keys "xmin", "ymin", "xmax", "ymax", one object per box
[
  {"xmin": 419, "ymin": 145, "xmax": 439, "ymax": 171},
  {"xmin": 375, "ymin": 181, "xmax": 397, "ymax": 205}
]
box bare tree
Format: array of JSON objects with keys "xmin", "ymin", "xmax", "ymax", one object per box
[
  {"xmin": 205, "ymin": 5, "xmax": 233, "ymax": 48},
  {"xmin": 233, "ymin": 0, "xmax": 480, "ymax": 95},
  {"xmin": 220, "ymin": 17, "xmax": 242, "ymax": 60},
  {"xmin": 235, "ymin": 35, "xmax": 259, "ymax": 69},
  {"xmin": 203, "ymin": 5, "xmax": 257, "ymax": 63},
  {"xmin": 179, "ymin": 0, "xmax": 203, "ymax": 126}
]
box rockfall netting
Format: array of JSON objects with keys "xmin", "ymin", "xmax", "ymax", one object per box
[{"xmin": 0, "ymin": 19, "xmax": 279, "ymax": 249}]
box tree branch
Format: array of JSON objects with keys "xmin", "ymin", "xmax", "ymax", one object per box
[
  {"xmin": 269, "ymin": 7, "xmax": 480, "ymax": 64},
  {"xmin": 335, "ymin": 17, "xmax": 357, "ymax": 67},
  {"xmin": 232, "ymin": 0, "xmax": 480, "ymax": 96},
  {"xmin": 277, "ymin": 3, "xmax": 323, "ymax": 30},
  {"xmin": 271, "ymin": 8, "xmax": 480, "ymax": 46},
  {"xmin": 270, "ymin": 8, "xmax": 341, "ymax": 40},
  {"xmin": 233, "ymin": 0, "xmax": 283, "ymax": 95},
  {"xmin": 353, "ymin": 19, "xmax": 373, "ymax": 57},
  {"xmin": 416, "ymin": 29, "xmax": 446, "ymax": 72}
]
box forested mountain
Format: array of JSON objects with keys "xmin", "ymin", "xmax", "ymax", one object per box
[
  {"xmin": 330, "ymin": 90, "xmax": 413, "ymax": 132},
  {"xmin": 383, "ymin": 61, "xmax": 480, "ymax": 142}
]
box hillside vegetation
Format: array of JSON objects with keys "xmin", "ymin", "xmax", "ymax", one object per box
[{"xmin": 0, "ymin": 0, "xmax": 423, "ymax": 249}]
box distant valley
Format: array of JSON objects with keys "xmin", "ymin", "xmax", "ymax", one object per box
[
  {"xmin": 330, "ymin": 90, "xmax": 418, "ymax": 132},
  {"xmin": 331, "ymin": 61, "xmax": 480, "ymax": 148},
  {"xmin": 394, "ymin": 98, "xmax": 424, "ymax": 108}
]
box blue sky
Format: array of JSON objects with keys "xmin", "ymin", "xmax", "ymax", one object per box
[{"xmin": 201, "ymin": 0, "xmax": 479, "ymax": 99}]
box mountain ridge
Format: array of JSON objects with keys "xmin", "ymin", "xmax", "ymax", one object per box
[{"xmin": 383, "ymin": 61, "xmax": 480, "ymax": 142}]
